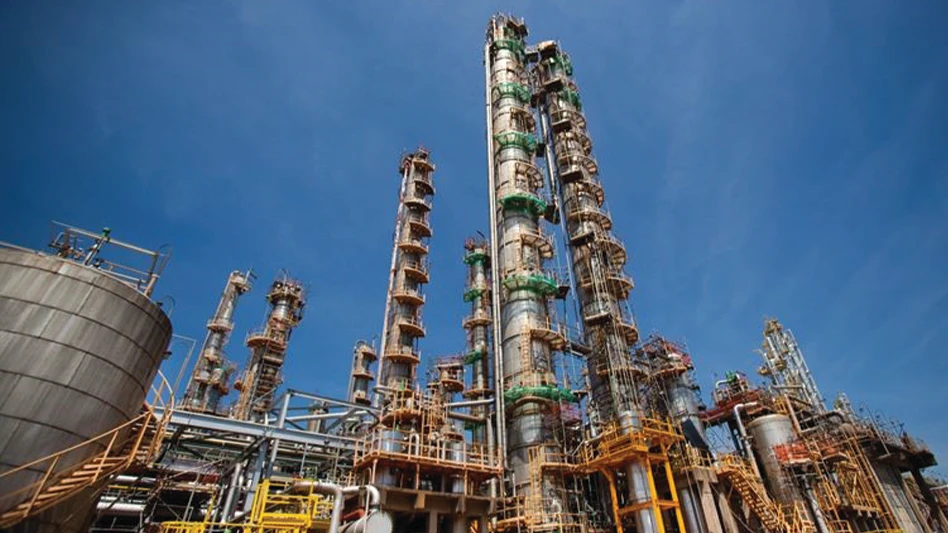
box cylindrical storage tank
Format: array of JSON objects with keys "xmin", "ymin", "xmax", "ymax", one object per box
[
  {"xmin": 0, "ymin": 249, "xmax": 172, "ymax": 533},
  {"xmin": 746, "ymin": 414, "xmax": 799, "ymax": 504}
]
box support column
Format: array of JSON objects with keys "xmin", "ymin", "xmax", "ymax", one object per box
[
  {"xmin": 716, "ymin": 488, "xmax": 741, "ymax": 533},
  {"xmin": 698, "ymin": 481, "xmax": 724, "ymax": 533},
  {"xmin": 912, "ymin": 469, "xmax": 948, "ymax": 533}
]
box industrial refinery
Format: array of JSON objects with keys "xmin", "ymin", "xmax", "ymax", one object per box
[{"xmin": 1, "ymin": 13, "xmax": 946, "ymax": 533}]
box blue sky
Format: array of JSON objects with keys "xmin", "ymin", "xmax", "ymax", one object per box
[{"xmin": 1, "ymin": 2, "xmax": 946, "ymax": 473}]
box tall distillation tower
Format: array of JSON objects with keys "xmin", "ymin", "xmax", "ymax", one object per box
[
  {"xmin": 232, "ymin": 275, "xmax": 305, "ymax": 421},
  {"xmin": 183, "ymin": 270, "xmax": 253, "ymax": 414},
  {"xmin": 533, "ymin": 37, "xmax": 665, "ymax": 533},
  {"xmin": 372, "ymin": 148, "xmax": 435, "ymax": 475},
  {"xmin": 485, "ymin": 15, "xmax": 580, "ymax": 531},
  {"xmin": 462, "ymin": 238, "xmax": 493, "ymax": 455}
]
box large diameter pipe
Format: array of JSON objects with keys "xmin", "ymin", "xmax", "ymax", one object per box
[
  {"xmin": 290, "ymin": 481, "xmax": 344, "ymax": 533},
  {"xmin": 291, "ymin": 481, "xmax": 382, "ymax": 533},
  {"xmin": 678, "ymin": 486, "xmax": 707, "ymax": 533},
  {"xmin": 342, "ymin": 484, "xmax": 381, "ymax": 508},
  {"xmin": 733, "ymin": 402, "xmax": 763, "ymax": 480}
]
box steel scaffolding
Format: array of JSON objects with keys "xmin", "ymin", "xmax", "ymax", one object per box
[
  {"xmin": 183, "ymin": 270, "xmax": 253, "ymax": 415},
  {"xmin": 233, "ymin": 275, "xmax": 305, "ymax": 421}
]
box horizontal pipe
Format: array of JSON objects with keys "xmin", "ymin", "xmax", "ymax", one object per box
[
  {"xmin": 290, "ymin": 481, "xmax": 344, "ymax": 533},
  {"xmin": 96, "ymin": 502, "xmax": 145, "ymax": 514},
  {"xmin": 290, "ymin": 481, "xmax": 381, "ymax": 533},
  {"xmin": 447, "ymin": 411, "xmax": 487, "ymax": 423},
  {"xmin": 113, "ymin": 475, "xmax": 156, "ymax": 484},
  {"xmin": 446, "ymin": 398, "xmax": 494, "ymax": 409},
  {"xmin": 286, "ymin": 412, "xmax": 365, "ymax": 422}
]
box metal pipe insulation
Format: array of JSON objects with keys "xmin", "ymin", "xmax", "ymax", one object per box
[
  {"xmin": 484, "ymin": 37, "xmax": 507, "ymax": 472},
  {"xmin": 96, "ymin": 501, "xmax": 146, "ymax": 515},
  {"xmin": 290, "ymin": 481, "xmax": 387, "ymax": 533},
  {"xmin": 733, "ymin": 402, "xmax": 761, "ymax": 478},
  {"xmin": 290, "ymin": 480, "xmax": 344, "ymax": 533},
  {"xmin": 447, "ymin": 398, "xmax": 494, "ymax": 409}
]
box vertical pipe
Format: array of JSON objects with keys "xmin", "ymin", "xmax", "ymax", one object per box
[
  {"xmin": 679, "ymin": 486, "xmax": 707, "ymax": 533},
  {"xmin": 484, "ymin": 37, "xmax": 508, "ymax": 471},
  {"xmin": 221, "ymin": 463, "xmax": 243, "ymax": 522},
  {"xmin": 733, "ymin": 402, "xmax": 761, "ymax": 478},
  {"xmin": 243, "ymin": 440, "xmax": 269, "ymax": 513},
  {"xmin": 268, "ymin": 392, "xmax": 291, "ymax": 469}
]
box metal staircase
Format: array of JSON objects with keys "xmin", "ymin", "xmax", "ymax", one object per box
[
  {"xmin": 0, "ymin": 374, "xmax": 173, "ymax": 528},
  {"xmin": 716, "ymin": 454, "xmax": 792, "ymax": 533}
]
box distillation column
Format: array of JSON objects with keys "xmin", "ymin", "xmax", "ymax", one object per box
[
  {"xmin": 373, "ymin": 148, "xmax": 435, "ymax": 482},
  {"xmin": 485, "ymin": 15, "xmax": 579, "ymax": 531},
  {"xmin": 232, "ymin": 275, "xmax": 305, "ymax": 421},
  {"xmin": 183, "ymin": 270, "xmax": 253, "ymax": 414},
  {"xmin": 462, "ymin": 238, "xmax": 493, "ymax": 453},
  {"xmin": 759, "ymin": 318, "xmax": 826, "ymax": 413},
  {"xmin": 533, "ymin": 41, "xmax": 658, "ymax": 533},
  {"xmin": 638, "ymin": 337, "xmax": 730, "ymax": 533},
  {"xmin": 348, "ymin": 340, "xmax": 377, "ymax": 406}
]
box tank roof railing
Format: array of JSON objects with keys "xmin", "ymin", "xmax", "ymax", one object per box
[{"xmin": 47, "ymin": 222, "xmax": 170, "ymax": 298}]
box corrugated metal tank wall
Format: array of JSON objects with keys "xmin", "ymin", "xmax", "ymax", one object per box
[{"xmin": 0, "ymin": 249, "xmax": 172, "ymax": 533}]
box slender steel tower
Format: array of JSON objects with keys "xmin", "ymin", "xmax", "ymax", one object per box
[
  {"xmin": 376, "ymin": 148, "xmax": 434, "ymax": 400},
  {"xmin": 533, "ymin": 40, "xmax": 660, "ymax": 533},
  {"xmin": 347, "ymin": 340, "xmax": 377, "ymax": 406},
  {"xmin": 462, "ymin": 237, "xmax": 493, "ymax": 453},
  {"xmin": 485, "ymin": 15, "xmax": 579, "ymax": 531},
  {"xmin": 232, "ymin": 275, "xmax": 305, "ymax": 421},
  {"xmin": 758, "ymin": 317, "xmax": 826, "ymax": 412},
  {"xmin": 371, "ymin": 148, "xmax": 435, "ymax": 479},
  {"xmin": 183, "ymin": 270, "xmax": 253, "ymax": 414}
]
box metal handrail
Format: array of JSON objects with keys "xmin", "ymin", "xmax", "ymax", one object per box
[
  {"xmin": 398, "ymin": 237, "xmax": 429, "ymax": 253},
  {"xmin": 0, "ymin": 371, "xmax": 174, "ymax": 524},
  {"xmin": 356, "ymin": 432, "xmax": 498, "ymax": 470},
  {"xmin": 405, "ymin": 194, "xmax": 433, "ymax": 209}
]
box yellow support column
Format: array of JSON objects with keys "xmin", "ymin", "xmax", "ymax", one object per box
[
  {"xmin": 663, "ymin": 450, "xmax": 687, "ymax": 533},
  {"xmin": 604, "ymin": 470, "xmax": 625, "ymax": 533},
  {"xmin": 647, "ymin": 457, "xmax": 667, "ymax": 533}
]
